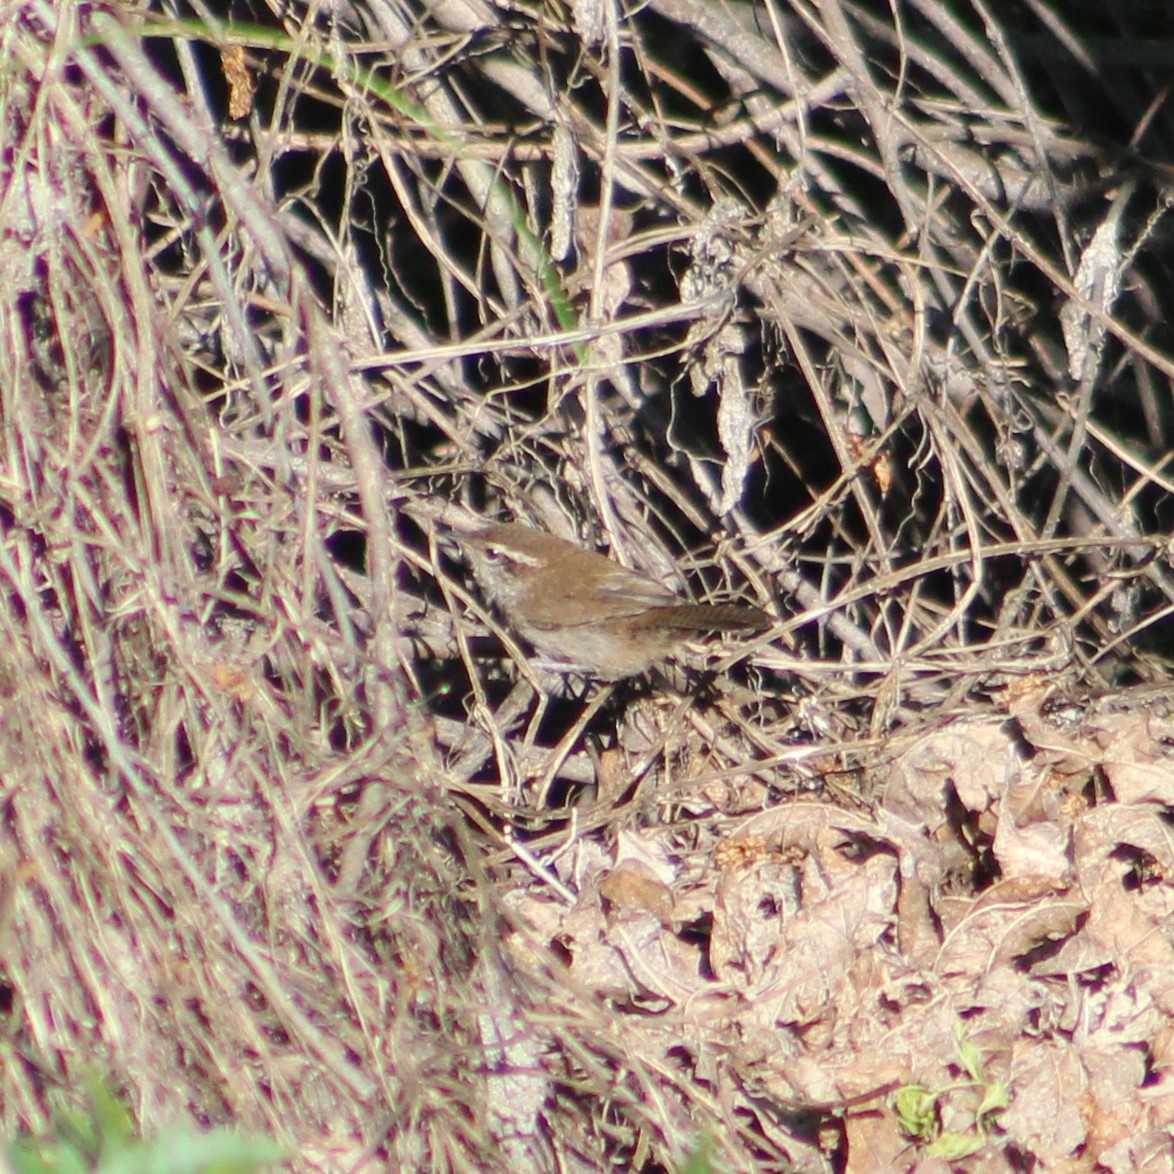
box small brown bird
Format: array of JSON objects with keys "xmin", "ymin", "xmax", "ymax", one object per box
[{"xmin": 456, "ymin": 521, "xmax": 771, "ymax": 680}]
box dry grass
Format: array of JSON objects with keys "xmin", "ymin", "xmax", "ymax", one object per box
[{"xmin": 3, "ymin": 0, "xmax": 1174, "ymax": 1170}]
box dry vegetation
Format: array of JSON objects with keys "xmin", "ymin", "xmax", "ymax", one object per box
[{"xmin": 4, "ymin": 0, "xmax": 1174, "ymax": 1170}]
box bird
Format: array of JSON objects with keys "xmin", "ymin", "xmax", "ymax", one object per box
[{"xmin": 455, "ymin": 520, "xmax": 771, "ymax": 680}]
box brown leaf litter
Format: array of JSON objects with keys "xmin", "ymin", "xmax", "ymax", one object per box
[{"xmin": 503, "ymin": 679, "xmax": 1174, "ymax": 1171}]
